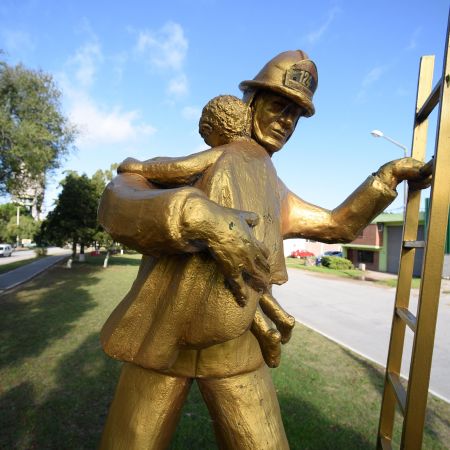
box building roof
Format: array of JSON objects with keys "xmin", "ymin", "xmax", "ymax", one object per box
[{"xmin": 371, "ymin": 211, "xmax": 426, "ymax": 224}]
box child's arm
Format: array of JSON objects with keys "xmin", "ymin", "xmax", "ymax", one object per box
[{"xmin": 118, "ymin": 148, "xmax": 224, "ymax": 186}]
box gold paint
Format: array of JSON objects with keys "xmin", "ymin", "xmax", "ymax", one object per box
[
  {"xmin": 378, "ymin": 16, "xmax": 450, "ymax": 449},
  {"xmin": 99, "ymin": 50, "xmax": 432, "ymax": 449}
]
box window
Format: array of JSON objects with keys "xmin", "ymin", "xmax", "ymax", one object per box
[{"xmin": 357, "ymin": 250, "xmax": 374, "ymax": 263}]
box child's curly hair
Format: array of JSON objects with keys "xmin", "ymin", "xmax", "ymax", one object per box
[{"xmin": 199, "ymin": 95, "xmax": 252, "ymax": 146}]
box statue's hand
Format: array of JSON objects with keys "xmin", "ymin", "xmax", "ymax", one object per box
[
  {"xmin": 181, "ymin": 196, "xmax": 270, "ymax": 305},
  {"xmin": 375, "ymin": 158, "xmax": 432, "ymax": 191}
]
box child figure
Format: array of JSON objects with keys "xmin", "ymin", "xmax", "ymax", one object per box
[{"xmin": 116, "ymin": 95, "xmax": 295, "ymax": 367}]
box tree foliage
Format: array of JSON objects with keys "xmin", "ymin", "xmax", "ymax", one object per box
[
  {"xmin": 0, "ymin": 58, "xmax": 76, "ymax": 196},
  {"xmin": 38, "ymin": 165, "xmax": 117, "ymax": 255},
  {"xmin": 39, "ymin": 173, "xmax": 99, "ymax": 254},
  {"xmin": 5, "ymin": 215, "xmax": 40, "ymax": 244},
  {"xmin": 0, "ymin": 203, "xmax": 36, "ymax": 242}
]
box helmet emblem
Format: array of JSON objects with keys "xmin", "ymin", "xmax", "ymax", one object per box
[{"xmin": 285, "ymin": 64, "xmax": 316, "ymax": 92}]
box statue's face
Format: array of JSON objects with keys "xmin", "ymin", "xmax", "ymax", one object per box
[{"xmin": 252, "ymin": 91, "xmax": 304, "ymax": 153}]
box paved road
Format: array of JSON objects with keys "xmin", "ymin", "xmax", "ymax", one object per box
[
  {"xmin": 0, "ymin": 249, "xmax": 35, "ymax": 265},
  {"xmin": 0, "ymin": 249, "xmax": 71, "ymax": 291},
  {"xmin": 0, "ymin": 246, "xmax": 70, "ymax": 266},
  {"xmin": 273, "ymin": 268, "xmax": 450, "ymax": 402}
]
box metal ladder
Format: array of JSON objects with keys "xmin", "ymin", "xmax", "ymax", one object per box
[{"xmin": 376, "ymin": 13, "xmax": 450, "ymax": 450}]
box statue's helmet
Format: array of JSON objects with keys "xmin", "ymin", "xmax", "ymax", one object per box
[{"xmin": 239, "ymin": 50, "xmax": 318, "ymax": 117}]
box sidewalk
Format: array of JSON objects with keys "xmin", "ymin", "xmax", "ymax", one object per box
[
  {"xmin": 0, "ymin": 255, "xmax": 70, "ymax": 293},
  {"xmin": 364, "ymin": 269, "xmax": 450, "ymax": 292}
]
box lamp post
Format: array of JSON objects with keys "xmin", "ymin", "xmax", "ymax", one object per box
[{"xmin": 371, "ymin": 129, "xmax": 409, "ymax": 211}]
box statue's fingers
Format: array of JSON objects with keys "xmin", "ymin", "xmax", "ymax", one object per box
[
  {"xmin": 227, "ymin": 273, "xmax": 249, "ymax": 306},
  {"xmin": 408, "ymin": 175, "xmax": 432, "ymax": 191}
]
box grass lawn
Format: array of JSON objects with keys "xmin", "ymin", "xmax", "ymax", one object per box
[
  {"xmin": 285, "ymin": 258, "xmax": 422, "ymax": 289},
  {"xmin": 0, "ymin": 254, "xmax": 448, "ymax": 449},
  {"xmin": 0, "ymin": 255, "xmax": 43, "ymax": 275}
]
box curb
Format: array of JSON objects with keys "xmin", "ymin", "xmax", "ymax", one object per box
[{"xmin": 295, "ymin": 317, "xmax": 450, "ymax": 404}]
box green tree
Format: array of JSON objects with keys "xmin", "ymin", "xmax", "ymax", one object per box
[
  {"xmin": 5, "ymin": 214, "xmax": 40, "ymax": 244},
  {"xmin": 0, "ymin": 57, "xmax": 76, "ymax": 207},
  {"xmin": 90, "ymin": 163, "xmax": 118, "ymax": 197},
  {"xmin": 39, "ymin": 173, "xmax": 99, "ymax": 257},
  {"xmin": 0, "ymin": 203, "xmax": 31, "ymax": 242}
]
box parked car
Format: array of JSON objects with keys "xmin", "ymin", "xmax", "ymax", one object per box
[
  {"xmin": 0, "ymin": 244, "xmax": 13, "ymax": 257},
  {"xmin": 316, "ymin": 250, "xmax": 343, "ymax": 265},
  {"xmin": 290, "ymin": 249, "xmax": 315, "ymax": 258}
]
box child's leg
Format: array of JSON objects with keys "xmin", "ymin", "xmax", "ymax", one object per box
[
  {"xmin": 259, "ymin": 291, "xmax": 295, "ymax": 343},
  {"xmin": 251, "ymin": 307, "xmax": 281, "ymax": 368}
]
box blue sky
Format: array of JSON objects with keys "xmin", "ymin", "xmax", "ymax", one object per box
[{"xmin": 1, "ymin": 0, "xmax": 448, "ymax": 214}]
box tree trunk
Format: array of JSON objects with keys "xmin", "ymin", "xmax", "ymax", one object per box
[
  {"xmin": 72, "ymin": 241, "xmax": 77, "ymax": 258},
  {"xmin": 79, "ymin": 242, "xmax": 86, "ymax": 262}
]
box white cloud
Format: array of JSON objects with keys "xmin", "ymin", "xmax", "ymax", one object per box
[
  {"xmin": 167, "ymin": 74, "xmax": 189, "ymax": 97},
  {"xmin": 58, "ymin": 37, "xmax": 156, "ymax": 150},
  {"xmin": 136, "ymin": 22, "xmax": 188, "ymax": 71},
  {"xmin": 68, "ymin": 94, "xmax": 156, "ymax": 148},
  {"xmin": 182, "ymin": 106, "xmax": 201, "ymax": 120},
  {"xmin": 306, "ymin": 6, "xmax": 341, "ymax": 44},
  {"xmin": 356, "ymin": 65, "xmax": 388, "ymax": 101},
  {"xmin": 111, "ymin": 52, "xmax": 128, "ymax": 84},
  {"xmin": 361, "ymin": 66, "xmax": 387, "ymax": 88},
  {"xmin": 406, "ymin": 27, "xmax": 422, "ymax": 51},
  {"xmin": 135, "ymin": 22, "xmax": 189, "ymax": 98},
  {"xmin": 1, "ymin": 29, "xmax": 35, "ymax": 54},
  {"xmin": 68, "ymin": 39, "xmax": 103, "ymax": 87}
]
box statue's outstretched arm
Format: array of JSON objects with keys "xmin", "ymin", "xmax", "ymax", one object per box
[
  {"xmin": 98, "ymin": 172, "xmax": 270, "ymax": 303},
  {"xmin": 280, "ymin": 158, "xmax": 431, "ymax": 243}
]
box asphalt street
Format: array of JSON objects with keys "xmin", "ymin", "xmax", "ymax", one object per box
[
  {"xmin": 0, "ymin": 246, "xmax": 71, "ymax": 266},
  {"xmin": 0, "ymin": 248, "xmax": 71, "ymax": 291},
  {"xmin": 273, "ymin": 269, "xmax": 450, "ymax": 402}
]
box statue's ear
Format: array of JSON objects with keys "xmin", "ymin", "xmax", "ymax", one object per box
[{"xmin": 199, "ymin": 123, "xmax": 212, "ymax": 140}]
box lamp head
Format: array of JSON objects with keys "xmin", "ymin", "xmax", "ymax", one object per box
[{"xmin": 371, "ymin": 129, "xmax": 384, "ymax": 138}]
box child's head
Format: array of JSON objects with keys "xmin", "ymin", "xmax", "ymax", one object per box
[{"xmin": 199, "ymin": 95, "xmax": 252, "ymax": 147}]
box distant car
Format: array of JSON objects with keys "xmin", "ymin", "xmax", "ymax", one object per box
[
  {"xmin": 316, "ymin": 250, "xmax": 343, "ymax": 265},
  {"xmin": 290, "ymin": 249, "xmax": 315, "ymax": 258},
  {"xmin": 0, "ymin": 244, "xmax": 13, "ymax": 257}
]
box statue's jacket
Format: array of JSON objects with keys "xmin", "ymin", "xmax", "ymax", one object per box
[{"xmin": 98, "ymin": 140, "xmax": 397, "ymax": 378}]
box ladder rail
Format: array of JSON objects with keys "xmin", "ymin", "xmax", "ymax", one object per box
[
  {"xmin": 377, "ymin": 11, "xmax": 450, "ymax": 449},
  {"xmin": 402, "ymin": 17, "xmax": 450, "ymax": 448},
  {"xmin": 416, "ymin": 77, "xmax": 442, "ymax": 124},
  {"xmin": 376, "ymin": 54, "xmax": 435, "ymax": 449}
]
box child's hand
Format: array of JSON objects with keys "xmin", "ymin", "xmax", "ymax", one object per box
[{"xmin": 117, "ymin": 157, "xmax": 143, "ymax": 175}]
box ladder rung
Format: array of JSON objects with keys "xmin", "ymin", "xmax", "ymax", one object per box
[
  {"xmin": 388, "ymin": 372, "xmax": 407, "ymax": 414},
  {"xmin": 396, "ymin": 307, "xmax": 417, "ymax": 332},
  {"xmin": 379, "ymin": 435, "xmax": 392, "ymax": 450},
  {"xmin": 403, "ymin": 240, "xmax": 426, "ymax": 248},
  {"xmin": 416, "ymin": 77, "xmax": 442, "ymax": 123}
]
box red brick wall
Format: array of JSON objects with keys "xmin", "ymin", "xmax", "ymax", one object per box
[{"xmin": 351, "ymin": 224, "xmax": 381, "ymax": 246}]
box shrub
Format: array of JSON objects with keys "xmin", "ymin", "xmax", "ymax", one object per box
[
  {"xmin": 321, "ymin": 255, "xmax": 353, "ymax": 270},
  {"xmin": 34, "ymin": 246, "xmax": 48, "ymax": 257}
]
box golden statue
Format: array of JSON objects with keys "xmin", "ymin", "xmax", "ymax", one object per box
[{"xmin": 98, "ymin": 50, "xmax": 431, "ymax": 449}]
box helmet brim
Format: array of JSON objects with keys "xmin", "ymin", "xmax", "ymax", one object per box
[{"xmin": 239, "ymin": 80, "xmax": 315, "ymax": 117}]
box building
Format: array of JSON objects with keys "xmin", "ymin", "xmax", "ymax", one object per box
[
  {"xmin": 342, "ymin": 212, "xmax": 425, "ymax": 277},
  {"xmin": 283, "ymin": 238, "xmax": 341, "ymax": 258}
]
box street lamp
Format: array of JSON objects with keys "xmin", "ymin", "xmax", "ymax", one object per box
[{"xmin": 370, "ymin": 129, "xmax": 409, "ymax": 210}]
